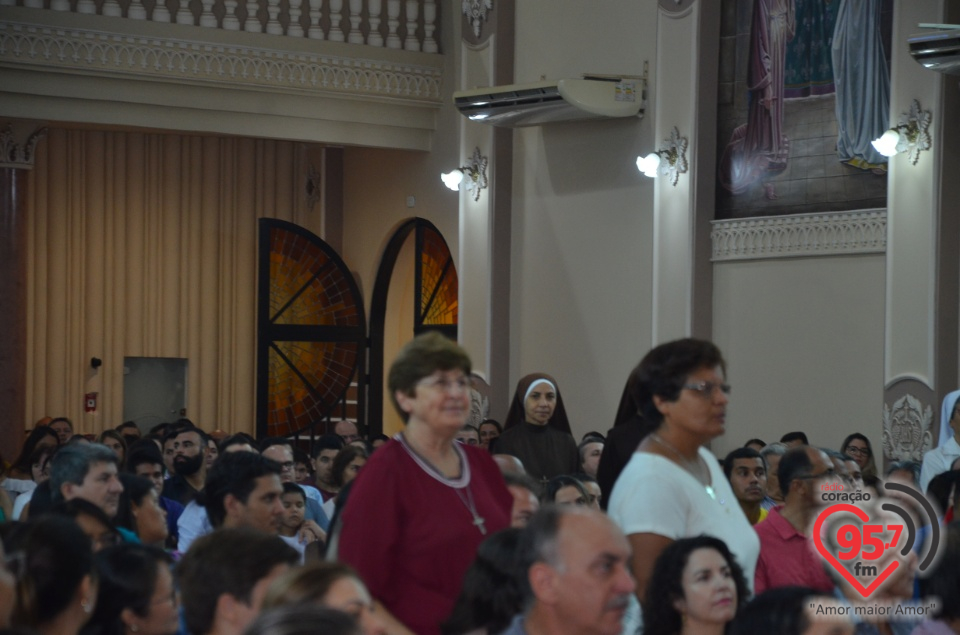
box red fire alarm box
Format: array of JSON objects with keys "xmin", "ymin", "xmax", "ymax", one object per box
[{"xmin": 84, "ymin": 392, "xmax": 98, "ymax": 413}]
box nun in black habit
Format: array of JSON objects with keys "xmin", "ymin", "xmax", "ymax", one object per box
[{"xmin": 492, "ymin": 373, "xmax": 579, "ymax": 484}]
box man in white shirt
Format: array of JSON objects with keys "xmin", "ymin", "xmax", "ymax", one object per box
[{"xmin": 920, "ymin": 391, "xmax": 960, "ymax": 492}]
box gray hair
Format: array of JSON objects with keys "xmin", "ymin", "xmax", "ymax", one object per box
[
  {"xmin": 49, "ymin": 442, "xmax": 118, "ymax": 502},
  {"xmin": 515, "ymin": 505, "xmax": 567, "ymax": 609},
  {"xmin": 522, "ymin": 505, "xmax": 566, "ymax": 572},
  {"xmin": 885, "ymin": 460, "xmax": 921, "ymax": 484},
  {"xmin": 760, "ymin": 442, "xmax": 788, "ymax": 459},
  {"xmin": 759, "ymin": 441, "xmax": 788, "ymax": 471}
]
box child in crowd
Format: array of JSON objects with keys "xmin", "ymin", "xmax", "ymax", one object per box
[{"xmin": 279, "ymin": 483, "xmax": 322, "ymax": 564}]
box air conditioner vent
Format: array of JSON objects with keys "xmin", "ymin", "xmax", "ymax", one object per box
[{"xmin": 454, "ymin": 74, "xmax": 646, "ymax": 128}]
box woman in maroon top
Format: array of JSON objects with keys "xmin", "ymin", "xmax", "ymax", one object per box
[{"xmin": 338, "ymin": 332, "xmax": 512, "ymax": 635}]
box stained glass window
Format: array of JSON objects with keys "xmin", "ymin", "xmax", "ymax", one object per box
[
  {"xmin": 367, "ymin": 219, "xmax": 459, "ymax": 435},
  {"xmin": 257, "ymin": 220, "xmax": 365, "ymax": 439},
  {"xmin": 416, "ymin": 224, "xmax": 458, "ymax": 334}
]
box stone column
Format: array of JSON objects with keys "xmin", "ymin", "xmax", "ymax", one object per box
[
  {"xmin": 651, "ymin": 0, "xmax": 719, "ymax": 343},
  {"xmin": 0, "ymin": 123, "xmax": 45, "ymax": 457},
  {"xmin": 457, "ymin": 0, "xmax": 514, "ymax": 421},
  {"xmin": 881, "ymin": 1, "xmax": 960, "ymax": 471}
]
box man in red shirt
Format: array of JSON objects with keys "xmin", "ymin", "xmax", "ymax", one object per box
[{"xmin": 754, "ymin": 445, "xmax": 838, "ymax": 594}]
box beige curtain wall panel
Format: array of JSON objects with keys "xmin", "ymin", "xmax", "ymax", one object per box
[{"xmin": 26, "ymin": 128, "xmax": 324, "ymax": 436}]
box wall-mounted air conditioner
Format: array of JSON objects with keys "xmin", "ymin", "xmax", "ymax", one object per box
[
  {"xmin": 454, "ymin": 74, "xmax": 646, "ymax": 128},
  {"xmin": 909, "ymin": 25, "xmax": 960, "ymax": 76}
]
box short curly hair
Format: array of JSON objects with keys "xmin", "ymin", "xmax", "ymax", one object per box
[
  {"xmin": 643, "ymin": 535, "xmax": 749, "ymax": 635},
  {"xmin": 387, "ymin": 331, "xmax": 471, "ymax": 422},
  {"xmin": 631, "ymin": 338, "xmax": 726, "ymax": 427}
]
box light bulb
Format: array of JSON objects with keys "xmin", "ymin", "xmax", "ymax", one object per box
[
  {"xmin": 871, "ymin": 129, "xmax": 901, "ymax": 157},
  {"xmin": 636, "ymin": 153, "xmax": 661, "ymax": 178},
  {"xmin": 441, "ymin": 169, "xmax": 464, "ymax": 191}
]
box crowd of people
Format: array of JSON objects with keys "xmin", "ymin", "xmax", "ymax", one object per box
[{"xmin": 2, "ymin": 333, "xmax": 960, "ymax": 635}]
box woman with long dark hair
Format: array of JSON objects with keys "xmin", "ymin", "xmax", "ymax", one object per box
[
  {"xmin": 4, "ymin": 426, "xmax": 59, "ymax": 491},
  {"xmin": 644, "ymin": 536, "xmax": 748, "ymax": 635},
  {"xmin": 97, "ymin": 431, "xmax": 128, "ymax": 468},
  {"xmin": 478, "ymin": 420, "xmax": 501, "ymax": 451},
  {"xmin": 544, "ymin": 475, "xmax": 589, "ymax": 506},
  {"xmin": 82, "ymin": 544, "xmax": 178, "ymax": 635},
  {"xmin": 113, "ymin": 474, "xmax": 169, "ymax": 547},
  {"xmin": 839, "ymin": 432, "xmax": 877, "ymax": 480},
  {"xmin": 8, "ymin": 516, "xmax": 98, "ymax": 635},
  {"xmin": 322, "ymin": 446, "xmax": 369, "ymax": 520}
]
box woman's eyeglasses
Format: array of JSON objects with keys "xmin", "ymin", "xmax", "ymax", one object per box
[
  {"xmin": 683, "ymin": 381, "xmax": 731, "ymax": 397},
  {"xmin": 418, "ymin": 375, "xmax": 470, "ymax": 393}
]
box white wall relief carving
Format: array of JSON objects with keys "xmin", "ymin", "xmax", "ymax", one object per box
[
  {"xmin": 711, "ymin": 209, "xmax": 886, "ymax": 261},
  {"xmin": 882, "ymin": 394, "xmax": 934, "ymax": 462},
  {"xmin": 462, "ymin": 0, "xmax": 492, "ymax": 38},
  {"xmin": 0, "ymin": 124, "xmax": 47, "ymax": 169},
  {"xmin": 0, "ymin": 21, "xmax": 443, "ymax": 101}
]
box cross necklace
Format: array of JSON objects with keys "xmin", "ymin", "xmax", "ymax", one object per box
[
  {"xmin": 455, "ymin": 486, "xmax": 486, "ymax": 535},
  {"xmin": 396, "ymin": 432, "xmax": 487, "ymax": 535}
]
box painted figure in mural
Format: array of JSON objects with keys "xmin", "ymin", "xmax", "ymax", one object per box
[
  {"xmin": 719, "ymin": 0, "xmax": 796, "ymax": 195},
  {"xmin": 832, "ymin": 0, "xmax": 890, "ymax": 172}
]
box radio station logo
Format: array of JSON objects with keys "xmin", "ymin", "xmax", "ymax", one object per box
[{"xmin": 813, "ymin": 480, "xmax": 942, "ymax": 602}]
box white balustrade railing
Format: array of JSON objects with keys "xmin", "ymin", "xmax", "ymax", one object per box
[{"xmin": 0, "ymin": 0, "xmax": 439, "ymax": 53}]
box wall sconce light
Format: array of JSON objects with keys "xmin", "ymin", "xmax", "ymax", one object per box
[
  {"xmin": 871, "ymin": 99, "xmax": 931, "ymax": 165},
  {"xmin": 636, "ymin": 126, "xmax": 688, "ymax": 186},
  {"xmin": 441, "ymin": 147, "xmax": 488, "ymax": 201}
]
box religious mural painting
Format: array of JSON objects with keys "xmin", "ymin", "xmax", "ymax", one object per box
[{"xmin": 716, "ymin": 0, "xmax": 894, "ymax": 219}]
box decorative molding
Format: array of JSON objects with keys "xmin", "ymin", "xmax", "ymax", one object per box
[
  {"xmin": 0, "ymin": 124, "xmax": 47, "ymax": 169},
  {"xmin": 466, "ymin": 372, "xmax": 490, "ymax": 429},
  {"xmin": 711, "ymin": 209, "xmax": 886, "ymax": 262},
  {"xmin": 882, "ymin": 394, "xmax": 934, "ymax": 462},
  {"xmin": 0, "ymin": 20, "xmax": 443, "ymax": 102},
  {"xmin": 464, "ymin": 146, "xmax": 488, "ymax": 202},
  {"xmin": 462, "ymin": 0, "xmax": 492, "ymax": 39},
  {"xmin": 901, "ymin": 99, "xmax": 932, "ymax": 166},
  {"xmin": 661, "ymin": 126, "xmax": 688, "ymax": 186}
]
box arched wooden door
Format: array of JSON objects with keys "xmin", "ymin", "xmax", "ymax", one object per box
[
  {"xmin": 256, "ymin": 219, "xmax": 366, "ymax": 441},
  {"xmin": 368, "ymin": 219, "xmax": 459, "ymax": 435}
]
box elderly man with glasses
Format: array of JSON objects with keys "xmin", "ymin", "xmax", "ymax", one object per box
[{"xmin": 753, "ymin": 445, "xmax": 839, "ymax": 595}]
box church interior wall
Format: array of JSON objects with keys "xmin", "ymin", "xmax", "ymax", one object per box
[
  {"xmin": 11, "ymin": 0, "xmax": 960, "ymax": 454},
  {"xmin": 506, "ymin": 0, "xmax": 658, "ymax": 441},
  {"xmin": 711, "ymin": 253, "xmax": 887, "ymax": 458}
]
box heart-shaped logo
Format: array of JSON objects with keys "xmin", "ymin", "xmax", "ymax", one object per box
[{"xmin": 812, "ymin": 503, "xmax": 901, "ymax": 598}]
